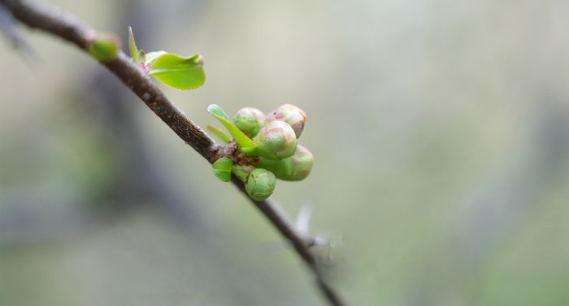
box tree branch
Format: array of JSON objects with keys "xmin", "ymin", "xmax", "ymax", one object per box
[{"xmin": 0, "ymin": 0, "xmax": 345, "ymax": 305}]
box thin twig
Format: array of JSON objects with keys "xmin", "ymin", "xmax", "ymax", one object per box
[
  {"xmin": 0, "ymin": 3, "xmax": 38, "ymax": 64},
  {"xmin": 0, "ymin": 0, "xmax": 345, "ymax": 305}
]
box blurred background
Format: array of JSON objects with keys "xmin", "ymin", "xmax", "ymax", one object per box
[{"xmin": 1, "ymin": 0, "xmax": 569, "ymax": 305}]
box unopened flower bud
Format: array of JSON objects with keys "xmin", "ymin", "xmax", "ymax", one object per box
[
  {"xmin": 234, "ymin": 107, "xmax": 265, "ymax": 137},
  {"xmin": 257, "ymin": 145, "xmax": 313, "ymax": 181},
  {"xmin": 245, "ymin": 168, "xmax": 276, "ymax": 201},
  {"xmin": 87, "ymin": 33, "xmax": 120, "ymax": 62},
  {"xmin": 266, "ymin": 104, "xmax": 307, "ymax": 138},
  {"xmin": 254, "ymin": 120, "xmax": 297, "ymax": 160}
]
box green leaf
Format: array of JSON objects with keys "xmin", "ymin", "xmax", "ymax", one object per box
[
  {"xmin": 148, "ymin": 53, "xmax": 205, "ymax": 90},
  {"xmin": 145, "ymin": 51, "xmax": 167, "ymax": 64},
  {"xmin": 207, "ymin": 104, "xmax": 234, "ymax": 124},
  {"xmin": 128, "ymin": 27, "xmax": 146, "ymax": 66},
  {"xmin": 128, "ymin": 26, "xmax": 139, "ymax": 63},
  {"xmin": 208, "ymin": 105, "xmax": 257, "ymax": 153},
  {"xmin": 207, "ymin": 125, "xmax": 232, "ymax": 144},
  {"xmin": 212, "ymin": 158, "xmax": 233, "ymax": 182},
  {"xmin": 137, "ymin": 50, "xmax": 146, "ymax": 63}
]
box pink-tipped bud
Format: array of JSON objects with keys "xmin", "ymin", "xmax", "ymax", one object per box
[
  {"xmin": 257, "ymin": 145, "xmax": 313, "ymax": 181},
  {"xmin": 266, "ymin": 104, "xmax": 307, "ymax": 138},
  {"xmin": 254, "ymin": 120, "xmax": 297, "ymax": 160}
]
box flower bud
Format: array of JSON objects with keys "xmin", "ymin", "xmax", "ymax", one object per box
[
  {"xmin": 87, "ymin": 33, "xmax": 120, "ymax": 62},
  {"xmin": 245, "ymin": 168, "xmax": 277, "ymax": 201},
  {"xmin": 257, "ymin": 145, "xmax": 313, "ymax": 181},
  {"xmin": 234, "ymin": 107, "xmax": 265, "ymax": 137},
  {"xmin": 254, "ymin": 120, "xmax": 297, "ymax": 160},
  {"xmin": 266, "ymin": 104, "xmax": 307, "ymax": 138},
  {"xmin": 212, "ymin": 157, "xmax": 233, "ymax": 182}
]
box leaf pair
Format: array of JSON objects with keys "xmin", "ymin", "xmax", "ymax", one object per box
[
  {"xmin": 129, "ymin": 27, "xmax": 205, "ymax": 90},
  {"xmin": 213, "ymin": 157, "xmax": 233, "ymax": 182},
  {"xmin": 207, "ymin": 104, "xmax": 257, "ymax": 155}
]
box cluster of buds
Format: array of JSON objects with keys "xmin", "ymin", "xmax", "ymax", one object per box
[{"xmin": 209, "ymin": 104, "xmax": 313, "ymax": 201}]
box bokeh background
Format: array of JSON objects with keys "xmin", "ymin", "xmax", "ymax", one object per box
[{"xmin": 2, "ymin": 0, "xmax": 569, "ymax": 305}]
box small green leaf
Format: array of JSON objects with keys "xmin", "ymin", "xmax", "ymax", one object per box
[
  {"xmin": 208, "ymin": 105, "xmax": 257, "ymax": 153},
  {"xmin": 240, "ymin": 147, "xmax": 257, "ymax": 155},
  {"xmin": 207, "ymin": 125, "xmax": 232, "ymax": 144},
  {"xmin": 128, "ymin": 27, "xmax": 139, "ymax": 63},
  {"xmin": 137, "ymin": 50, "xmax": 146, "ymax": 63},
  {"xmin": 207, "ymin": 104, "xmax": 234, "ymax": 124},
  {"xmin": 148, "ymin": 53, "xmax": 205, "ymax": 90},
  {"xmin": 213, "ymin": 158, "xmax": 233, "ymax": 182}
]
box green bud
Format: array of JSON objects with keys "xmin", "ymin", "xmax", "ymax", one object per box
[
  {"xmin": 87, "ymin": 33, "xmax": 120, "ymax": 62},
  {"xmin": 245, "ymin": 168, "xmax": 277, "ymax": 201},
  {"xmin": 234, "ymin": 107, "xmax": 265, "ymax": 137},
  {"xmin": 254, "ymin": 120, "xmax": 297, "ymax": 160},
  {"xmin": 212, "ymin": 157, "xmax": 233, "ymax": 182},
  {"xmin": 266, "ymin": 104, "xmax": 307, "ymax": 138},
  {"xmin": 257, "ymin": 145, "xmax": 313, "ymax": 181}
]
